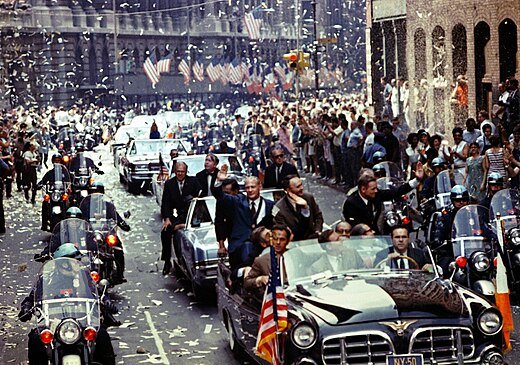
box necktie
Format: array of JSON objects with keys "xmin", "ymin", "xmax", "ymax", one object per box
[
  {"xmin": 250, "ymin": 201, "xmax": 256, "ymax": 217},
  {"xmin": 179, "ymin": 181, "xmax": 184, "ymax": 195},
  {"xmin": 275, "ymin": 167, "xmax": 280, "ymax": 183},
  {"xmin": 399, "ymin": 257, "xmax": 405, "ymax": 269}
]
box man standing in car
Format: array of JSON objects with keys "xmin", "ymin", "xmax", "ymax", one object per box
[
  {"xmin": 161, "ymin": 161, "xmax": 201, "ymax": 275},
  {"xmin": 263, "ymin": 147, "xmax": 298, "ymax": 189}
]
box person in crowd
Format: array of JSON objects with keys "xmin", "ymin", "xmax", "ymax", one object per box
[
  {"xmin": 426, "ymin": 134, "xmax": 451, "ymax": 164},
  {"xmin": 196, "ymin": 153, "xmax": 220, "ymax": 197},
  {"xmin": 216, "ymin": 178, "xmax": 240, "ymax": 257},
  {"xmin": 464, "ymin": 142, "xmax": 487, "ymax": 201},
  {"xmin": 362, "ymin": 133, "xmax": 387, "ymax": 167},
  {"xmin": 160, "ymin": 161, "xmax": 201, "ymax": 275},
  {"xmin": 404, "ymin": 132, "xmax": 420, "ymax": 178},
  {"xmin": 215, "ymin": 166, "xmax": 274, "ymax": 272},
  {"xmin": 334, "ymin": 221, "xmax": 352, "ymax": 238},
  {"xmin": 38, "ymin": 126, "xmax": 52, "ymax": 169},
  {"xmin": 379, "ymin": 122, "xmax": 400, "ymax": 164},
  {"xmin": 381, "ymin": 77, "xmax": 393, "ymax": 118},
  {"xmin": 421, "ymin": 157, "xmax": 448, "ymax": 200},
  {"xmin": 350, "ymin": 223, "xmax": 375, "ymax": 237},
  {"xmin": 22, "ymin": 142, "xmax": 39, "ymax": 204},
  {"xmin": 507, "ymin": 125, "xmax": 520, "ymax": 189},
  {"xmin": 482, "ymin": 135, "xmax": 508, "ymax": 183},
  {"xmin": 244, "ymin": 224, "xmax": 290, "ymax": 299},
  {"xmin": 462, "ymin": 118, "xmax": 481, "ymax": 145},
  {"xmin": 344, "ymin": 115, "xmax": 365, "ymax": 188},
  {"xmin": 374, "ymin": 226, "xmax": 431, "ymax": 270},
  {"xmin": 451, "ymin": 127, "xmax": 469, "ymax": 176},
  {"xmin": 476, "ymin": 123, "xmax": 493, "ymax": 154},
  {"xmin": 273, "ymin": 175, "xmax": 323, "ymax": 241},
  {"xmin": 505, "ymin": 79, "xmax": 519, "ymax": 136},
  {"xmin": 263, "ymin": 147, "xmax": 299, "ymax": 189},
  {"xmin": 342, "ymin": 162, "xmax": 423, "ymax": 233}
]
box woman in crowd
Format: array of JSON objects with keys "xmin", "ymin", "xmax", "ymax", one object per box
[
  {"xmin": 464, "ymin": 142, "xmax": 486, "ymax": 201},
  {"xmin": 451, "ymin": 127, "xmax": 469, "ymax": 176}
]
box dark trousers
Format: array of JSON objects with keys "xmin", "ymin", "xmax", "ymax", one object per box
[
  {"xmin": 15, "ymin": 161, "xmax": 23, "ymax": 191},
  {"xmin": 24, "ymin": 166, "xmax": 37, "ymax": 203},
  {"xmin": 332, "ymin": 145, "xmax": 344, "ymax": 182},
  {"xmin": 160, "ymin": 225, "xmax": 181, "ymax": 262},
  {"xmin": 344, "ymin": 147, "xmax": 362, "ymax": 188},
  {"xmin": 229, "ymin": 241, "xmax": 254, "ymax": 273}
]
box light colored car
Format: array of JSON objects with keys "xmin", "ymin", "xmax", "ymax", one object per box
[
  {"xmin": 151, "ymin": 153, "xmax": 246, "ymax": 206},
  {"xmin": 119, "ymin": 139, "xmax": 191, "ymax": 193},
  {"xmin": 111, "ymin": 125, "xmax": 149, "ymax": 167}
]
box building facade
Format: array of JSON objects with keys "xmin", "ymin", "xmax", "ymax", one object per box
[
  {"xmin": 0, "ymin": 0, "xmax": 301, "ymax": 108},
  {"xmin": 366, "ymin": 0, "xmax": 519, "ymax": 134}
]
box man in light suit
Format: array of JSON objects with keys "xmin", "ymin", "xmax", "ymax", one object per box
[
  {"xmin": 214, "ymin": 165, "xmax": 274, "ymax": 272},
  {"xmin": 161, "ymin": 161, "xmax": 201, "ymax": 274},
  {"xmin": 308, "ymin": 230, "xmax": 365, "ymax": 275},
  {"xmin": 374, "ymin": 226, "xmax": 431, "ymax": 270},
  {"xmin": 263, "ymin": 147, "xmax": 299, "ymax": 189}
]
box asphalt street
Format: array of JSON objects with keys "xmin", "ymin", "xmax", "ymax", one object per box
[{"xmin": 0, "ymin": 144, "xmax": 519, "ymax": 364}]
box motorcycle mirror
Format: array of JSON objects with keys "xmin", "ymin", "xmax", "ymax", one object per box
[
  {"xmin": 124, "ymin": 211, "xmax": 131, "ymax": 219},
  {"xmin": 99, "ymin": 279, "xmax": 110, "ymax": 287}
]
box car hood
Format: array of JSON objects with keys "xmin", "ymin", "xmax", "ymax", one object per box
[{"xmin": 286, "ymin": 272, "xmax": 468, "ymax": 325}]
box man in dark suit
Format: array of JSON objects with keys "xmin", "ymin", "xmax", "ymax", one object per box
[
  {"xmin": 244, "ymin": 224, "xmax": 290, "ymax": 299},
  {"xmin": 263, "ymin": 147, "xmax": 299, "ymax": 189},
  {"xmin": 215, "ymin": 178, "xmax": 240, "ymax": 257},
  {"xmin": 214, "ymin": 166, "xmax": 274, "ymax": 271},
  {"xmin": 342, "ymin": 162, "xmax": 424, "ymax": 234},
  {"xmin": 273, "ymin": 174, "xmax": 323, "ymax": 240},
  {"xmin": 195, "ymin": 153, "xmax": 219, "ymax": 197},
  {"xmin": 374, "ymin": 226, "xmax": 431, "ymax": 270},
  {"xmin": 160, "ymin": 161, "xmax": 201, "ymax": 274}
]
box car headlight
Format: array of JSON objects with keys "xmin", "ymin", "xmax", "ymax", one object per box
[
  {"xmin": 508, "ymin": 228, "xmax": 520, "ymax": 246},
  {"xmin": 477, "ymin": 309, "xmax": 502, "ymax": 336},
  {"xmin": 57, "ymin": 319, "xmax": 82, "ymax": 344},
  {"xmin": 385, "ymin": 211, "xmax": 400, "ymax": 227},
  {"xmin": 291, "ymin": 322, "xmax": 317, "ymax": 349},
  {"xmin": 51, "ymin": 191, "xmax": 62, "ymax": 202},
  {"xmin": 471, "ymin": 251, "xmax": 491, "ymax": 272}
]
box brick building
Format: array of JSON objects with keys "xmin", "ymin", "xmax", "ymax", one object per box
[{"xmin": 366, "ymin": 0, "xmax": 519, "ymax": 134}]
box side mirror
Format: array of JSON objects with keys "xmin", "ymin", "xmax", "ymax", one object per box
[
  {"xmin": 124, "ymin": 211, "xmax": 131, "ymax": 219},
  {"xmin": 191, "ymin": 219, "xmax": 201, "ymax": 228}
]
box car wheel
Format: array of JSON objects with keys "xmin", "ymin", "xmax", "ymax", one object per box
[
  {"xmin": 127, "ymin": 181, "xmax": 139, "ymax": 194},
  {"xmin": 191, "ymin": 281, "xmax": 206, "ymax": 301},
  {"xmin": 119, "ymin": 173, "xmax": 125, "ymax": 183},
  {"xmin": 226, "ymin": 313, "xmax": 245, "ymax": 360}
]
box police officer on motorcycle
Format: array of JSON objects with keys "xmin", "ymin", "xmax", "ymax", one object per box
[
  {"xmin": 68, "ymin": 143, "xmax": 104, "ymax": 176},
  {"xmin": 18, "ymin": 245, "xmax": 117, "ymax": 365},
  {"xmin": 421, "ymin": 157, "xmax": 447, "ymax": 200},
  {"xmin": 479, "ymin": 172, "xmax": 504, "ymax": 209}
]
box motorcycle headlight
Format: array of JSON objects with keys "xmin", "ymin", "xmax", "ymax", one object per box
[
  {"xmin": 477, "ymin": 309, "xmax": 502, "ymax": 336},
  {"xmin": 291, "ymin": 322, "xmax": 317, "ymax": 349},
  {"xmin": 384, "ymin": 211, "xmax": 400, "ymax": 227},
  {"xmin": 51, "ymin": 191, "xmax": 62, "ymax": 202},
  {"xmin": 57, "ymin": 319, "xmax": 82, "ymax": 344},
  {"xmin": 508, "ymin": 228, "xmax": 520, "ymax": 246},
  {"xmin": 471, "ymin": 251, "xmax": 491, "ymax": 272},
  {"xmin": 79, "ymin": 177, "xmax": 88, "ymax": 186}
]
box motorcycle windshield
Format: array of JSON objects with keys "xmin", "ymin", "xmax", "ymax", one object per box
[
  {"xmin": 35, "ymin": 258, "xmax": 100, "ymax": 328},
  {"xmin": 49, "ymin": 218, "xmax": 97, "ymax": 254},
  {"xmin": 489, "ymin": 189, "xmax": 520, "ymax": 230},
  {"xmin": 376, "ymin": 177, "xmax": 402, "ymax": 190},
  {"xmin": 77, "ymin": 154, "xmax": 89, "ymax": 175},
  {"xmin": 451, "ymin": 205, "xmax": 491, "ymax": 256},
  {"xmin": 377, "ymin": 162, "xmax": 404, "ymax": 180},
  {"xmin": 249, "ymin": 134, "xmax": 263, "ymax": 149},
  {"xmin": 79, "ymin": 193, "xmax": 118, "ymax": 232},
  {"xmin": 434, "ymin": 170, "xmax": 464, "ymax": 194}
]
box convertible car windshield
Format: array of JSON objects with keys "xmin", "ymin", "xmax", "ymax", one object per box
[
  {"xmin": 129, "ymin": 139, "xmax": 188, "ymax": 156},
  {"xmin": 284, "ymin": 236, "xmax": 397, "ymax": 285}
]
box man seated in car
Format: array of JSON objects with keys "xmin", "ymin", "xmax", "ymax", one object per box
[
  {"xmin": 374, "ymin": 225, "xmax": 432, "ymax": 271},
  {"xmin": 244, "ymin": 224, "xmax": 290, "ymax": 299},
  {"xmin": 232, "ymin": 226, "xmax": 271, "ymax": 285},
  {"xmin": 307, "ymin": 229, "xmax": 366, "ymax": 275}
]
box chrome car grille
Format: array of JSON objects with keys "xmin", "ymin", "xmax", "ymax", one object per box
[
  {"xmin": 409, "ymin": 327, "xmax": 474, "ymax": 363},
  {"xmin": 323, "ymin": 331, "xmax": 394, "ymax": 365}
]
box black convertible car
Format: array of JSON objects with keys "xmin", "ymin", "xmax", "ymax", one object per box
[{"xmin": 217, "ymin": 236, "xmax": 505, "ymax": 365}]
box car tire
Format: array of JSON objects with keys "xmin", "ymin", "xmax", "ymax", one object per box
[
  {"xmin": 191, "ymin": 281, "xmax": 206, "ymax": 301},
  {"xmin": 226, "ymin": 312, "xmax": 245, "ymax": 360},
  {"xmin": 119, "ymin": 173, "xmax": 125, "ymax": 183},
  {"xmin": 127, "ymin": 181, "xmax": 139, "ymax": 194}
]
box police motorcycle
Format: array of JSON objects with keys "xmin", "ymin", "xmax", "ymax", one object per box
[
  {"xmin": 56, "ymin": 128, "xmax": 77, "ymax": 164},
  {"xmin": 80, "ymin": 193, "xmax": 129, "ymax": 286},
  {"xmin": 376, "ymin": 176, "xmax": 416, "ymax": 234},
  {"xmin": 490, "ymin": 188, "xmax": 520, "ymax": 293},
  {"xmin": 423, "ymin": 170, "xmax": 465, "ymax": 242},
  {"xmin": 19, "ymin": 255, "xmax": 116, "ymax": 365},
  {"xmin": 41, "ymin": 163, "xmax": 72, "ymax": 232},
  {"xmin": 70, "ymin": 151, "xmax": 103, "ymax": 205},
  {"xmin": 447, "ymin": 205, "xmax": 497, "ymax": 297}
]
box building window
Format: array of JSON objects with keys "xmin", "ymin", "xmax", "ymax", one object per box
[
  {"xmin": 414, "ymin": 28, "xmax": 426, "ymax": 80},
  {"xmin": 452, "ymin": 24, "xmax": 467, "ymax": 80},
  {"xmin": 499, "ymin": 19, "xmax": 517, "ymax": 82},
  {"xmin": 432, "ymin": 25, "xmax": 446, "ymax": 81}
]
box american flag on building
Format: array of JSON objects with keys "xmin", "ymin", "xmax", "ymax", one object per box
[
  {"xmin": 229, "ymin": 58, "xmax": 243, "ymax": 84},
  {"xmin": 243, "ymin": 6, "xmax": 263, "ymax": 40},
  {"xmin": 143, "ymin": 48, "xmax": 160, "ymax": 87},
  {"xmin": 218, "ymin": 58, "xmax": 228, "ymax": 85},
  {"xmin": 206, "ymin": 58, "xmax": 219, "ymax": 83},
  {"xmin": 178, "ymin": 58, "xmax": 191, "ymax": 85},
  {"xmin": 255, "ymin": 246, "xmax": 288, "ymax": 365},
  {"xmin": 156, "ymin": 52, "xmax": 173, "ymax": 74},
  {"xmin": 192, "ymin": 57, "xmax": 205, "ymax": 82}
]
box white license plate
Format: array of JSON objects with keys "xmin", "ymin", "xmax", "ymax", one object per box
[
  {"xmin": 52, "ymin": 206, "xmax": 62, "ymax": 214},
  {"xmin": 387, "ymin": 354, "xmax": 423, "ymax": 365},
  {"xmin": 62, "ymin": 354, "xmax": 81, "ymax": 365},
  {"xmin": 80, "ymin": 190, "xmax": 88, "ymax": 197}
]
